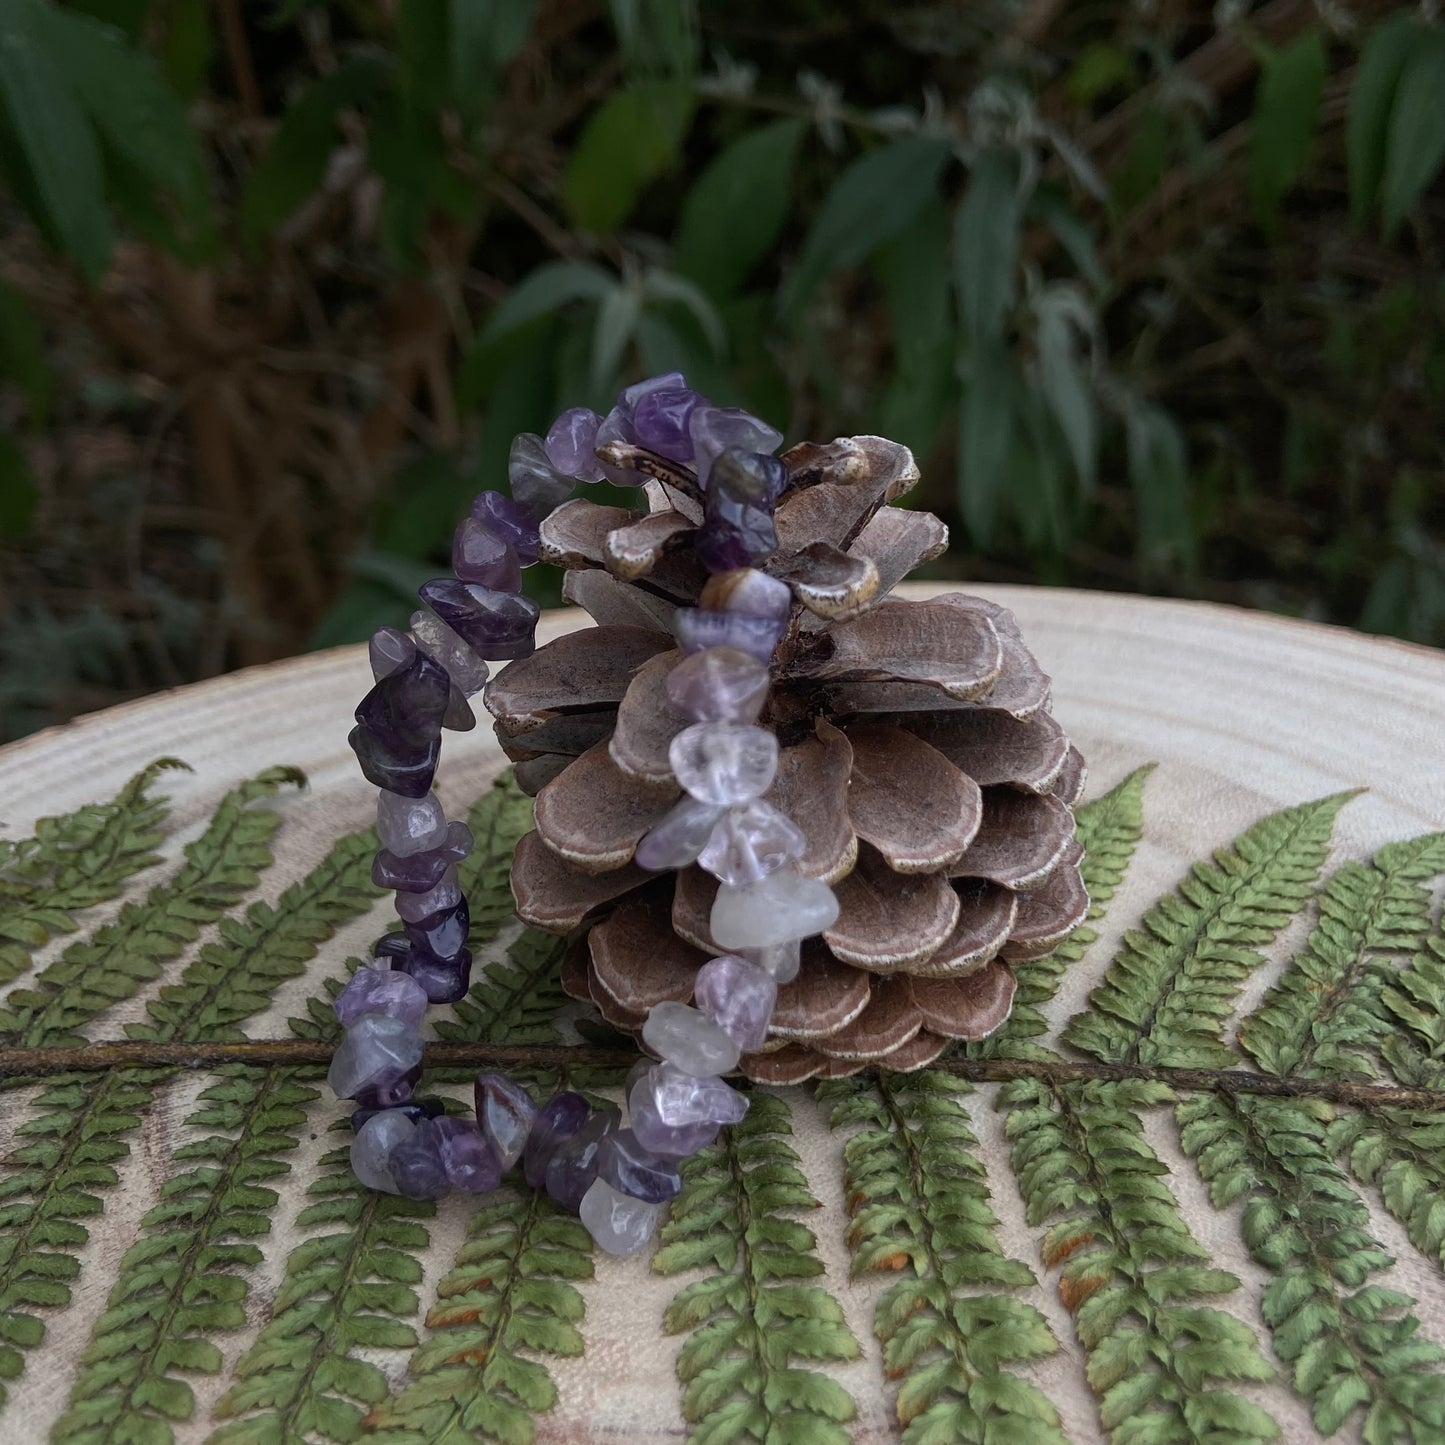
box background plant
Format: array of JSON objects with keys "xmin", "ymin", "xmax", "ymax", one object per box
[{"xmin": 0, "ymin": 0, "xmax": 1442, "ymax": 739}]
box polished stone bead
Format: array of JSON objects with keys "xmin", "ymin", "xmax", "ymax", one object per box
[
  {"xmin": 711, "ymin": 447, "xmax": 788, "ymax": 504},
  {"xmin": 328, "ymin": 1014, "xmax": 424, "ymax": 1100},
  {"xmin": 452, "ymin": 517, "xmax": 523, "ymax": 592},
  {"xmin": 388, "ymin": 1118, "xmax": 452, "ymax": 1200},
  {"xmin": 474, "ymin": 1073, "xmax": 537, "ymax": 1171},
  {"xmin": 698, "ymin": 799, "xmax": 806, "ymax": 887},
  {"xmin": 620, "ymin": 371, "xmax": 687, "ymax": 411},
  {"xmin": 545, "ymin": 1107, "xmax": 620, "ymax": 1211},
  {"xmin": 442, "ymin": 686, "xmax": 475, "ymax": 733},
  {"xmin": 644, "ymin": 1061, "xmax": 749, "ymax": 1132},
  {"xmin": 631, "ymin": 386, "xmax": 701, "ymax": 462},
  {"xmin": 369, "ymin": 626, "xmax": 416, "ymax": 680},
  {"xmin": 411, "ymin": 609, "xmax": 490, "ymax": 695},
  {"xmin": 693, "ymin": 955, "xmax": 777, "ymax": 1052},
  {"xmin": 628, "ymin": 1077, "xmax": 720, "ymax": 1158},
  {"xmin": 471, "ymin": 489, "xmax": 541, "ymax": 563},
  {"xmin": 334, "ymin": 966, "xmax": 430, "ymax": 1031},
  {"xmin": 642, "ymin": 1001, "xmax": 741, "ymax": 1076},
  {"xmin": 509, "ymin": 433, "xmax": 575, "ymax": 518},
  {"xmin": 405, "ymin": 897, "xmax": 470, "ymax": 963},
  {"xmin": 378, "ymin": 791, "xmax": 448, "ymax": 857},
  {"xmin": 372, "ymin": 821, "xmax": 473, "ymax": 892},
  {"xmin": 433, "ymin": 1116, "xmax": 504, "ymax": 1193},
  {"xmin": 545, "ymin": 407, "xmax": 605, "ymax": 481},
  {"xmin": 740, "ymin": 939, "xmax": 802, "ymax": 984},
  {"xmin": 418, "ymin": 578, "xmax": 540, "ymax": 662},
  {"xmin": 353, "ymin": 1062, "xmax": 421, "ymax": 1112},
  {"xmin": 351, "ymin": 1110, "xmax": 417, "ymax": 1194},
  {"xmin": 350, "ymin": 1095, "xmax": 445, "ymax": 1131},
  {"xmin": 523, "ymin": 1091, "xmax": 591, "ymax": 1188},
  {"xmin": 670, "ymin": 722, "xmax": 778, "ymax": 806},
  {"xmin": 673, "ymin": 608, "xmax": 786, "ymax": 662},
  {"xmin": 580, "ymin": 1177, "xmax": 662, "ymax": 1255},
  {"xmin": 394, "ymin": 865, "xmax": 462, "ymax": 923},
  {"xmin": 701, "ymin": 567, "xmax": 793, "ymax": 622},
  {"xmin": 634, "ymin": 795, "xmax": 724, "ymax": 872},
  {"xmin": 594, "ymin": 408, "xmax": 647, "ymax": 487},
  {"xmin": 597, "ymin": 1127, "xmax": 682, "ymax": 1203},
  {"xmin": 690, "ymin": 406, "xmax": 783, "ymax": 486},
  {"xmin": 348, "ymin": 727, "xmax": 440, "ymax": 799},
  {"xmin": 665, "ymin": 647, "xmax": 769, "ymax": 724},
  {"xmin": 379, "ymin": 933, "xmax": 473, "ymax": 1003},
  {"xmin": 710, "ymin": 868, "xmax": 840, "ymax": 950}
]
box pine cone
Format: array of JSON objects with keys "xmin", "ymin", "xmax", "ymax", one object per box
[{"xmin": 485, "ymin": 436, "xmax": 1088, "ymax": 1081}]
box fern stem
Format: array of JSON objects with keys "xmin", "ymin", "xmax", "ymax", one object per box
[{"xmin": 5, "ymin": 1040, "xmax": 1445, "ymax": 1109}]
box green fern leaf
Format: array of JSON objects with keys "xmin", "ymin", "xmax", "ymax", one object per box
[
  {"xmin": 210, "ymin": 779, "xmax": 539, "ymax": 1445},
  {"xmin": 819, "ymin": 1069, "xmax": 1062, "ymax": 1444},
  {"xmin": 1329, "ymin": 934, "xmax": 1445, "ymax": 1270},
  {"xmin": 0, "ymin": 758, "xmax": 187, "ymax": 985},
  {"xmin": 654, "ymin": 1090, "xmax": 859, "ymax": 1445},
  {"xmin": 1240, "ymin": 833, "xmax": 1445, "ymax": 1079},
  {"xmin": 1179, "ymin": 1089, "xmax": 1445, "ymax": 1438},
  {"xmin": 973, "ymin": 764, "xmax": 1152, "ymax": 1060},
  {"xmin": 1064, "ymin": 791, "xmax": 1355, "ymax": 1067},
  {"xmin": 1001, "ymin": 1077, "xmax": 1279, "ymax": 1444},
  {"xmin": 0, "ymin": 767, "xmax": 304, "ymax": 1051}
]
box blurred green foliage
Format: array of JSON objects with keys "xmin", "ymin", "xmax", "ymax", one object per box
[{"xmin": 0, "ymin": 0, "xmax": 1442, "ymax": 739}]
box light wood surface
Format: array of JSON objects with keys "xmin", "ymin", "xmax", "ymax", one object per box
[{"xmin": 1, "ymin": 584, "xmax": 1443, "ymax": 1444}]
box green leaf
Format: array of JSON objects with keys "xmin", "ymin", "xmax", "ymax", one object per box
[
  {"xmin": 0, "ymin": 279, "xmax": 52, "ymax": 426},
  {"xmin": 0, "ymin": 434, "xmax": 37, "ymax": 538},
  {"xmin": 1248, "ymin": 28, "xmax": 1326, "ymax": 237},
  {"xmin": 450, "ymin": 0, "xmax": 535, "ymax": 122},
  {"xmin": 472, "ymin": 261, "xmax": 615, "ymax": 353},
  {"xmin": 956, "ymin": 344, "xmax": 1015, "ymax": 548},
  {"xmin": 1347, "ymin": 14, "xmax": 1419, "ymax": 224},
  {"xmin": 242, "ymin": 56, "xmax": 391, "ymax": 245},
  {"xmin": 38, "ymin": 0, "xmax": 213, "ymax": 250},
  {"xmin": 674, "ymin": 118, "xmax": 805, "ymax": 301},
  {"xmin": 1035, "ymin": 293, "xmax": 1097, "ymax": 496},
  {"xmin": 0, "ymin": 0, "xmax": 112, "ymax": 277},
  {"xmin": 1381, "ymin": 29, "xmax": 1445, "ymax": 237},
  {"xmin": 397, "ymin": 0, "xmax": 449, "ymax": 101},
  {"xmin": 563, "ymin": 83, "xmax": 694, "ymax": 233},
  {"xmin": 782, "ymin": 135, "xmax": 952, "ymax": 321},
  {"xmin": 952, "ymin": 146, "xmax": 1022, "ymax": 344},
  {"xmin": 1125, "ymin": 401, "xmax": 1194, "ymax": 570}
]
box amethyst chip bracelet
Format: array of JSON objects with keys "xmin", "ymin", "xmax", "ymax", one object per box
[{"xmin": 336, "ymin": 373, "xmax": 841, "ymax": 1255}]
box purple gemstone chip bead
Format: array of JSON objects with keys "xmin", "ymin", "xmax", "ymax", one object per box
[
  {"xmin": 692, "ymin": 955, "xmax": 777, "ymax": 1052},
  {"xmin": 327, "ymin": 1014, "xmax": 424, "ymax": 1100},
  {"xmin": 474, "ymin": 1073, "xmax": 538, "ymax": 1171},
  {"xmin": 404, "ymin": 896, "xmax": 470, "ymax": 962},
  {"xmin": 690, "ymin": 406, "xmax": 783, "ymax": 486},
  {"xmin": 333, "ymin": 967, "xmax": 430, "ymax": 1031},
  {"xmin": 351, "ymin": 1095, "xmax": 446, "ymax": 1132},
  {"xmin": 665, "ymin": 647, "xmax": 770, "ymax": 724},
  {"xmin": 433, "ymin": 1116, "xmax": 504, "ymax": 1193},
  {"xmin": 471, "ymin": 489, "xmax": 541, "ymax": 562},
  {"xmin": 634, "ymin": 795, "xmax": 724, "ymax": 872},
  {"xmin": 523, "ymin": 1092, "xmax": 591, "ymax": 1189},
  {"xmin": 452, "ymin": 517, "xmax": 523, "ymax": 592},
  {"xmin": 674, "ymin": 610, "xmax": 786, "ymax": 663},
  {"xmin": 372, "ymin": 821, "xmax": 473, "ymax": 893},
  {"xmin": 369, "ymin": 626, "xmax": 415, "ymax": 681},
  {"xmin": 388, "ymin": 1118, "xmax": 452, "ymax": 1200},
  {"xmin": 598, "ymin": 1127, "xmax": 682, "ymax": 1203},
  {"xmin": 545, "ymin": 407, "xmax": 605, "ymax": 482},
  {"xmin": 631, "ymin": 386, "xmax": 702, "ymax": 463},
  {"xmin": 697, "ymin": 449, "xmax": 784, "ymax": 573},
  {"xmin": 545, "ymin": 1107, "xmax": 620, "ymax": 1211},
  {"xmin": 352, "ymin": 1062, "xmax": 421, "ymax": 1112},
  {"xmin": 419, "ymin": 578, "xmax": 541, "ymax": 662},
  {"xmin": 378, "ymin": 933, "xmax": 474, "ymax": 1003},
  {"xmin": 509, "ymin": 434, "xmax": 576, "ymax": 518}
]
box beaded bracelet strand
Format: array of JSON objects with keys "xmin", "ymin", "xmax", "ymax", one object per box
[{"xmin": 335, "ymin": 373, "xmax": 839, "ymax": 1255}]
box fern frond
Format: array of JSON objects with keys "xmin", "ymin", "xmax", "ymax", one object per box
[
  {"xmin": 1329, "ymin": 934, "xmax": 1445, "ymax": 1270},
  {"xmin": 820, "ymin": 1070, "xmax": 1062, "ymax": 1443},
  {"xmin": 1178, "ymin": 1090, "xmax": 1445, "ymax": 1439},
  {"xmin": 0, "ymin": 767, "xmax": 304, "ymax": 1050},
  {"xmin": 1001, "ymin": 1077, "xmax": 1279, "ymax": 1444},
  {"xmin": 361, "ymin": 1188, "xmax": 592, "ymax": 1445},
  {"xmin": 0, "ymin": 758, "xmax": 187, "ymax": 986},
  {"xmin": 1063, "ymin": 791, "xmax": 1354, "ymax": 1067},
  {"xmin": 51, "ymin": 1066, "xmax": 316, "ymax": 1443},
  {"xmin": 1239, "ymin": 834, "xmax": 1445, "ymax": 1080},
  {"xmin": 653, "ymin": 1090, "xmax": 859, "ymax": 1445},
  {"xmin": 0, "ymin": 805, "xmax": 374, "ymax": 1414},
  {"xmin": 975, "ymin": 765, "xmax": 1152, "ymax": 1060},
  {"xmin": 208, "ymin": 1144, "xmax": 434, "ymax": 1445}
]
